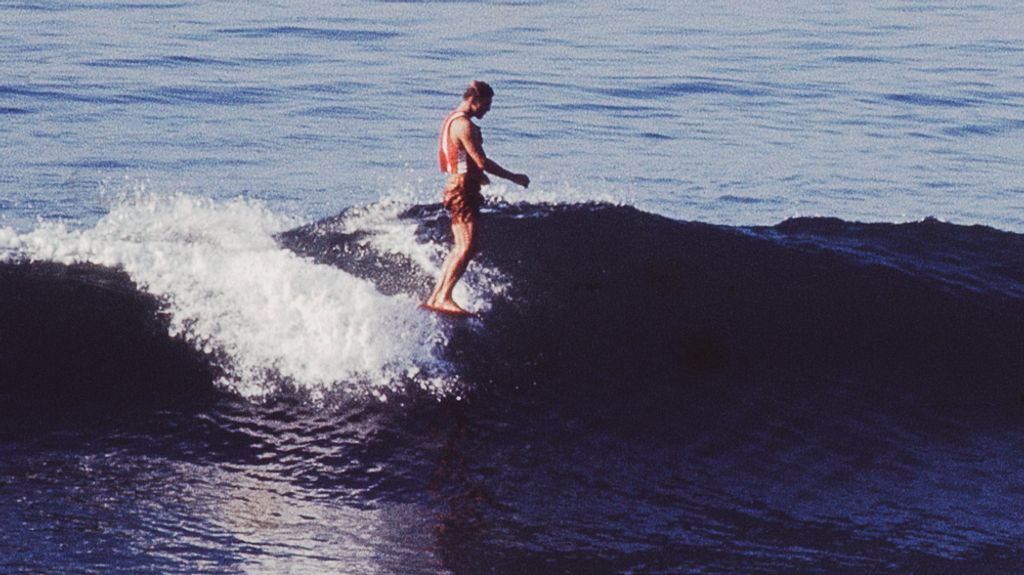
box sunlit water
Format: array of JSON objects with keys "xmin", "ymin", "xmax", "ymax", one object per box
[{"xmin": 2, "ymin": 1, "xmax": 1022, "ymax": 231}]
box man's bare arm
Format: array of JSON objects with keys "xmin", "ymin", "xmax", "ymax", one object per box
[
  {"xmin": 452, "ymin": 118, "xmax": 529, "ymax": 188},
  {"xmin": 484, "ymin": 158, "xmax": 530, "ymax": 188}
]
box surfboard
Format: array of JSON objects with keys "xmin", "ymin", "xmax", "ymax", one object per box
[{"xmin": 419, "ymin": 303, "xmax": 479, "ymax": 319}]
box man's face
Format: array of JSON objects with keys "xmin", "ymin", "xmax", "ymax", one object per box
[{"xmin": 471, "ymin": 97, "xmax": 492, "ymax": 119}]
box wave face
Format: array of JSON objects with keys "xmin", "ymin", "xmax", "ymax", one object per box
[
  {"xmin": 3, "ymin": 197, "xmax": 1022, "ymax": 413},
  {"xmin": 281, "ymin": 202, "xmax": 1024, "ymax": 412},
  {"xmin": 0, "ymin": 261, "xmax": 216, "ymax": 412}
]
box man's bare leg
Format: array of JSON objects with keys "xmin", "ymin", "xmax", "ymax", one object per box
[{"xmin": 425, "ymin": 220, "xmax": 477, "ymax": 314}]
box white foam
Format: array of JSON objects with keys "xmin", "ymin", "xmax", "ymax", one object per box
[
  {"xmin": 0, "ymin": 181, "xmax": 621, "ymax": 400},
  {"xmin": 2, "ymin": 193, "xmax": 458, "ymax": 401},
  {"xmin": 485, "ymin": 181, "xmax": 630, "ymax": 210}
]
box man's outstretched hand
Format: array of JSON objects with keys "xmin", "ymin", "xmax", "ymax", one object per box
[{"xmin": 511, "ymin": 173, "xmax": 530, "ymax": 188}]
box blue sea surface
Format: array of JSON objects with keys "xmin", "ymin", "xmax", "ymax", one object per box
[
  {"xmin": 2, "ymin": 0, "xmax": 1023, "ymax": 231},
  {"xmin": 2, "ymin": 1, "xmax": 1024, "ymax": 574}
]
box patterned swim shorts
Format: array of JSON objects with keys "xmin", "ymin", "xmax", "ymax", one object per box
[{"xmin": 442, "ymin": 174, "xmax": 485, "ymax": 224}]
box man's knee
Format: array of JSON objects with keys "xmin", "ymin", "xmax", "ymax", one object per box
[
  {"xmin": 452, "ymin": 222, "xmax": 475, "ymax": 241},
  {"xmin": 454, "ymin": 239, "xmax": 476, "ymax": 257}
]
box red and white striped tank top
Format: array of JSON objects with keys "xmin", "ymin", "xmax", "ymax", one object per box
[{"xmin": 438, "ymin": 111, "xmax": 469, "ymax": 174}]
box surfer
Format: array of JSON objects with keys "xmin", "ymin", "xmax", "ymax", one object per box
[{"xmin": 423, "ymin": 80, "xmax": 530, "ymax": 316}]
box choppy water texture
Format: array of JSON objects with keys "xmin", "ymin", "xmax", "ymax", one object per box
[
  {"xmin": 2, "ymin": 0, "xmax": 1023, "ymax": 230},
  {"xmin": 2, "ymin": 1, "xmax": 1024, "ymax": 574}
]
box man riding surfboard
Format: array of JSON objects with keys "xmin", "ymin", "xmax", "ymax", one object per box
[{"xmin": 422, "ymin": 81, "xmax": 530, "ymax": 316}]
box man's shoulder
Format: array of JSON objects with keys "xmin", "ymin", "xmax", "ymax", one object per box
[{"xmin": 448, "ymin": 114, "xmax": 476, "ymax": 135}]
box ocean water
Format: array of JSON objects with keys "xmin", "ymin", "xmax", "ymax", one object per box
[{"xmin": 2, "ymin": 1, "xmax": 1024, "ymax": 574}]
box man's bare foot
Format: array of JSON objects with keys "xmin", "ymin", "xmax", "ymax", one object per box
[{"xmin": 420, "ymin": 301, "xmax": 474, "ymax": 317}]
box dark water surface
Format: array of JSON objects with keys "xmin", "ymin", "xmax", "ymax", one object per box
[{"xmin": 4, "ymin": 204, "xmax": 1024, "ymax": 573}]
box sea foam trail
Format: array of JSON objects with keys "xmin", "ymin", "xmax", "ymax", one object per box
[{"xmin": 0, "ymin": 194, "xmax": 454, "ymax": 400}]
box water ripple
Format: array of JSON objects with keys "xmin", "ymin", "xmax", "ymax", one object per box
[{"xmin": 216, "ymin": 27, "xmax": 400, "ymax": 43}]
